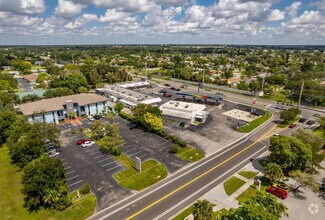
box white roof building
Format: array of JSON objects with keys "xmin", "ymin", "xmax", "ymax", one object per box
[
  {"xmin": 97, "ymin": 83, "xmax": 162, "ymax": 108},
  {"xmin": 159, "ymin": 101, "xmax": 208, "ymax": 124}
]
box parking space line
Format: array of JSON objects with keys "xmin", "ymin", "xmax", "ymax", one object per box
[
  {"xmin": 154, "ymin": 140, "xmax": 169, "ymax": 148},
  {"xmin": 68, "ymin": 180, "xmax": 83, "ymax": 187},
  {"xmin": 162, "ymin": 144, "xmax": 172, "ymax": 150},
  {"xmin": 139, "ymin": 154, "xmax": 147, "ymax": 159},
  {"xmin": 66, "ymin": 170, "xmax": 75, "ymax": 175},
  {"xmin": 106, "ymin": 165, "xmax": 122, "ymax": 172},
  {"xmin": 93, "ymin": 155, "xmax": 105, "ymax": 159},
  {"xmin": 86, "ymin": 147, "xmax": 98, "ymax": 152},
  {"xmin": 90, "ymin": 151, "xmax": 101, "ymax": 156},
  {"xmin": 124, "ymin": 148, "xmax": 138, "ymax": 153},
  {"xmin": 129, "ymin": 151, "xmax": 142, "ymax": 157},
  {"xmin": 67, "ymin": 175, "xmax": 79, "ymax": 181},
  {"xmin": 101, "ymin": 161, "xmax": 117, "ymax": 167},
  {"xmin": 65, "ymin": 166, "xmax": 71, "ymax": 169},
  {"xmin": 62, "ymin": 161, "xmax": 69, "ymax": 165},
  {"xmin": 97, "ymin": 157, "xmax": 112, "ymax": 163}
]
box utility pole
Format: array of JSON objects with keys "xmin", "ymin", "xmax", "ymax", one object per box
[
  {"xmin": 145, "ymin": 60, "xmax": 147, "ymax": 81},
  {"xmin": 298, "ymin": 81, "xmax": 304, "ymax": 108},
  {"xmin": 202, "ymin": 70, "xmax": 205, "ymax": 91}
]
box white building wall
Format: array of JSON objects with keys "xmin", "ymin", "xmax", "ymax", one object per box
[{"xmin": 89, "ymin": 103, "xmax": 97, "ymax": 115}]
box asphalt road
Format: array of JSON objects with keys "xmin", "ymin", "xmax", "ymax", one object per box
[{"xmin": 88, "ymin": 113, "xmax": 274, "ymax": 220}]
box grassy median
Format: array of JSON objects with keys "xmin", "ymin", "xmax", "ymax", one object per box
[
  {"xmin": 114, "ymin": 159, "xmax": 167, "ymax": 191},
  {"xmin": 175, "ymin": 146, "xmax": 205, "ymax": 162},
  {"xmin": 277, "ymin": 116, "xmax": 300, "ymax": 128},
  {"xmin": 0, "ymin": 146, "xmax": 96, "ymax": 220}
]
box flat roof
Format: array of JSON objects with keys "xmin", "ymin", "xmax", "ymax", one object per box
[
  {"xmin": 98, "ymin": 84, "xmax": 161, "ymax": 105},
  {"xmin": 160, "ymin": 101, "xmax": 206, "ymax": 112},
  {"xmin": 119, "ymin": 81, "xmax": 150, "ymax": 88},
  {"xmin": 19, "ymin": 93, "xmax": 108, "ymax": 115}
]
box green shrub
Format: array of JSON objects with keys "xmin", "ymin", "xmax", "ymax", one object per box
[
  {"xmin": 169, "ymin": 145, "xmax": 178, "ymax": 154},
  {"xmin": 80, "ymin": 182, "xmax": 90, "ymax": 194},
  {"xmin": 114, "ymin": 147, "xmax": 122, "ymax": 156},
  {"xmin": 119, "ymin": 111, "xmax": 133, "ymax": 121}
]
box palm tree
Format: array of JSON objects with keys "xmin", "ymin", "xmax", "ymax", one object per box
[
  {"xmin": 264, "ymin": 163, "xmax": 284, "ymax": 184},
  {"xmin": 193, "ymin": 200, "xmax": 214, "ymax": 220}
]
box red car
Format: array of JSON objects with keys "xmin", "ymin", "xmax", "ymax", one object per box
[
  {"xmin": 266, "ymin": 186, "xmax": 288, "ymax": 199},
  {"xmin": 77, "ymin": 139, "xmax": 90, "ymax": 145},
  {"xmin": 163, "ymin": 93, "xmax": 172, "ymax": 98},
  {"xmin": 289, "ymin": 123, "xmax": 296, "ymax": 128}
]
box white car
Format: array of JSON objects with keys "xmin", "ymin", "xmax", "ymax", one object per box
[
  {"xmin": 81, "ymin": 141, "xmax": 95, "ymax": 148},
  {"xmin": 88, "ymin": 115, "xmax": 95, "ymax": 121},
  {"xmin": 48, "ymin": 151, "xmax": 60, "ymax": 157}
]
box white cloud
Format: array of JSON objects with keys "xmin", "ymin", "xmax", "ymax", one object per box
[
  {"xmin": 291, "ymin": 11, "xmax": 324, "ymax": 25},
  {"xmin": 65, "ymin": 13, "xmax": 98, "ymax": 29},
  {"xmin": 0, "ymin": 0, "xmax": 46, "ymax": 15},
  {"xmin": 93, "ymin": 0, "xmax": 157, "ymax": 13},
  {"xmin": 143, "ymin": 6, "xmax": 182, "ymax": 26},
  {"xmin": 154, "ymin": 0, "xmax": 190, "ymax": 6},
  {"xmin": 99, "ymin": 9, "xmax": 130, "ymax": 23},
  {"xmin": 55, "ymin": 0, "xmax": 86, "ymax": 18},
  {"xmin": 285, "ymin": 2, "xmax": 302, "ymax": 17}
]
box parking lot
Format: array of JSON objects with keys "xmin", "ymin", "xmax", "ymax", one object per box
[
  {"xmin": 59, "ymin": 130, "xmax": 130, "ymax": 211},
  {"xmin": 56, "ymin": 114, "xmax": 188, "ymax": 210}
]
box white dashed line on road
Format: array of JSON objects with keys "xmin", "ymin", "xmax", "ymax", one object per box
[{"xmin": 66, "ymin": 170, "xmax": 75, "ymax": 175}]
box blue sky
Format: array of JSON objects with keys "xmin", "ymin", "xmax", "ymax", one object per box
[{"xmin": 0, "ymin": 0, "xmax": 324, "ymax": 45}]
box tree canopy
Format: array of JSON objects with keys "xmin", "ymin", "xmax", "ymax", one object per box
[
  {"xmin": 192, "ymin": 200, "xmax": 214, "ymax": 220},
  {"xmin": 269, "ymin": 135, "xmax": 313, "ymax": 173},
  {"xmin": 21, "ymin": 156, "xmax": 70, "ymax": 211},
  {"xmin": 227, "ymin": 192, "xmax": 288, "ymax": 220}
]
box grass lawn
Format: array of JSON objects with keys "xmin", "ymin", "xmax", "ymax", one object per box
[
  {"xmin": 237, "ymin": 112, "xmax": 272, "ymax": 133},
  {"xmin": 238, "ymin": 171, "xmax": 258, "ymax": 179},
  {"xmin": 114, "ymin": 159, "xmax": 167, "ymax": 191},
  {"xmin": 172, "ymin": 205, "xmax": 193, "ymax": 220},
  {"xmin": 176, "ymin": 146, "xmax": 204, "ymax": 162},
  {"xmin": 236, "ymin": 176, "xmax": 270, "ymax": 204},
  {"xmin": 0, "ymin": 146, "xmax": 96, "ymax": 220},
  {"xmin": 277, "ymin": 116, "xmax": 300, "ymax": 128},
  {"xmin": 223, "ymin": 177, "xmax": 246, "ymax": 196}
]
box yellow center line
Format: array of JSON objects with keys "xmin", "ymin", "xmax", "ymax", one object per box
[{"xmin": 125, "ymin": 134, "xmax": 267, "ymax": 220}]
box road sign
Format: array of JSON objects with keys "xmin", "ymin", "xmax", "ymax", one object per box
[{"xmin": 135, "ymin": 156, "xmax": 141, "ymax": 172}]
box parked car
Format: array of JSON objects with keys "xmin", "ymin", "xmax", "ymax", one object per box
[
  {"xmin": 273, "ymin": 133, "xmax": 279, "ymax": 137},
  {"xmin": 164, "ymin": 83, "xmax": 171, "ymax": 87},
  {"xmin": 299, "ymin": 118, "xmax": 307, "ymax": 123},
  {"xmin": 171, "ymin": 87, "xmax": 176, "ymax": 90},
  {"xmin": 306, "ymin": 120, "xmax": 315, "ymax": 125},
  {"xmin": 159, "ymin": 90, "xmax": 167, "ymax": 94},
  {"xmin": 99, "ymin": 113, "xmax": 106, "ymax": 118},
  {"xmin": 48, "ymin": 151, "xmax": 60, "ymax": 158},
  {"xmin": 88, "ymin": 115, "xmax": 95, "ymax": 121},
  {"xmin": 163, "ymin": 93, "xmax": 172, "ymax": 98},
  {"xmin": 266, "ymin": 186, "xmax": 288, "ymax": 199},
  {"xmin": 272, "ymin": 182, "xmax": 289, "ymax": 193},
  {"xmin": 289, "ymin": 123, "xmax": 296, "ymax": 128},
  {"xmin": 81, "ymin": 141, "xmax": 95, "ymax": 148},
  {"xmin": 129, "ymin": 123, "xmax": 139, "ymax": 130},
  {"xmin": 176, "ymin": 88, "xmax": 181, "ymax": 91},
  {"xmin": 94, "ymin": 115, "xmax": 101, "ymax": 120},
  {"xmin": 313, "ymin": 113, "xmax": 321, "ymax": 118},
  {"xmin": 77, "ymin": 139, "xmax": 90, "ymax": 145}
]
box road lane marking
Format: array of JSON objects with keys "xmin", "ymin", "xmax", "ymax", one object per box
[
  {"xmin": 101, "ymin": 161, "xmax": 117, "ymax": 167},
  {"xmin": 126, "ymin": 136, "xmax": 267, "ymax": 220},
  {"xmin": 154, "ymin": 146, "xmax": 267, "ymax": 220}
]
